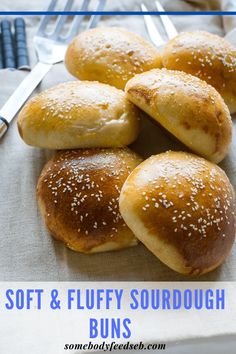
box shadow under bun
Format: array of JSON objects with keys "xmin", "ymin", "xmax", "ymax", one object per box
[
  {"xmin": 65, "ymin": 27, "xmax": 162, "ymax": 90},
  {"xmin": 119, "ymin": 151, "xmax": 236, "ymax": 276},
  {"xmin": 125, "ymin": 68, "xmax": 232, "ymax": 164},
  {"xmin": 37, "ymin": 148, "xmax": 142, "ymax": 254},
  {"xmin": 162, "ymin": 31, "xmax": 236, "ymax": 114}
]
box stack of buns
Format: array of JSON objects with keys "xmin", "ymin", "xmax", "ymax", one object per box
[{"xmin": 17, "ymin": 26, "xmax": 236, "ymax": 276}]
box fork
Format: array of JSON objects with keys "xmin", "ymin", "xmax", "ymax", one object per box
[
  {"xmin": 0, "ymin": 0, "xmax": 107, "ymax": 139},
  {"xmin": 141, "ymin": 1, "xmax": 178, "ymax": 47}
]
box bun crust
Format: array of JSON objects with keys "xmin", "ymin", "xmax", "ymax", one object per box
[
  {"xmin": 119, "ymin": 151, "xmax": 236, "ymax": 276},
  {"xmin": 162, "ymin": 31, "xmax": 236, "ymax": 113},
  {"xmin": 65, "ymin": 27, "xmax": 162, "ymax": 90},
  {"xmin": 37, "ymin": 148, "xmax": 142, "ymax": 253},
  {"xmin": 17, "ymin": 81, "xmax": 140, "ymax": 149},
  {"xmin": 125, "ymin": 68, "xmax": 232, "ymax": 163}
]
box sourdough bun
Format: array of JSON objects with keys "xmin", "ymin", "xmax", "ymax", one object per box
[
  {"xmin": 125, "ymin": 68, "xmax": 232, "ymax": 164},
  {"xmin": 37, "ymin": 148, "xmax": 142, "ymax": 253},
  {"xmin": 162, "ymin": 31, "xmax": 236, "ymax": 113},
  {"xmin": 17, "ymin": 81, "xmax": 140, "ymax": 149},
  {"xmin": 119, "ymin": 151, "xmax": 236, "ymax": 275},
  {"xmin": 65, "ymin": 27, "xmax": 162, "ymax": 90}
]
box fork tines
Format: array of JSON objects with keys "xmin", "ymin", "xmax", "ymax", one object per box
[
  {"xmin": 141, "ymin": 3, "xmax": 165, "ymax": 47},
  {"xmin": 37, "ymin": 0, "xmax": 107, "ymax": 43},
  {"xmin": 155, "ymin": 1, "xmax": 178, "ymax": 40},
  {"xmin": 141, "ymin": 1, "xmax": 178, "ymax": 47},
  {"xmin": 67, "ymin": 0, "xmax": 90, "ymax": 41}
]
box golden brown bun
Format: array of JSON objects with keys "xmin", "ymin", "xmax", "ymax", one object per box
[
  {"xmin": 65, "ymin": 27, "xmax": 162, "ymax": 90},
  {"xmin": 125, "ymin": 68, "xmax": 232, "ymax": 164},
  {"xmin": 162, "ymin": 31, "xmax": 236, "ymax": 114},
  {"xmin": 37, "ymin": 148, "xmax": 142, "ymax": 253},
  {"xmin": 17, "ymin": 81, "xmax": 140, "ymax": 149},
  {"xmin": 119, "ymin": 151, "xmax": 236, "ymax": 276}
]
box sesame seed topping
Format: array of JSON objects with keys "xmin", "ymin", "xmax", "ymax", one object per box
[
  {"xmin": 41, "ymin": 149, "xmax": 140, "ymax": 238},
  {"xmin": 139, "ymin": 152, "xmax": 235, "ymax": 241}
]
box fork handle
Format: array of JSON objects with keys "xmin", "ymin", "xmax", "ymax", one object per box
[{"xmin": 0, "ymin": 61, "xmax": 52, "ymax": 138}]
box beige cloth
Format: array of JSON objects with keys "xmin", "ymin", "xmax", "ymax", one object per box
[{"xmin": 0, "ymin": 0, "xmax": 236, "ymax": 281}]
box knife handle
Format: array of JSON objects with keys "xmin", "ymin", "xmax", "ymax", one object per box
[
  {"xmin": 14, "ymin": 18, "xmax": 30, "ymax": 70},
  {"xmin": 0, "ymin": 34, "xmax": 3, "ymax": 69},
  {"xmin": 0, "ymin": 117, "xmax": 8, "ymax": 139},
  {"xmin": 1, "ymin": 20, "xmax": 16, "ymax": 69}
]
